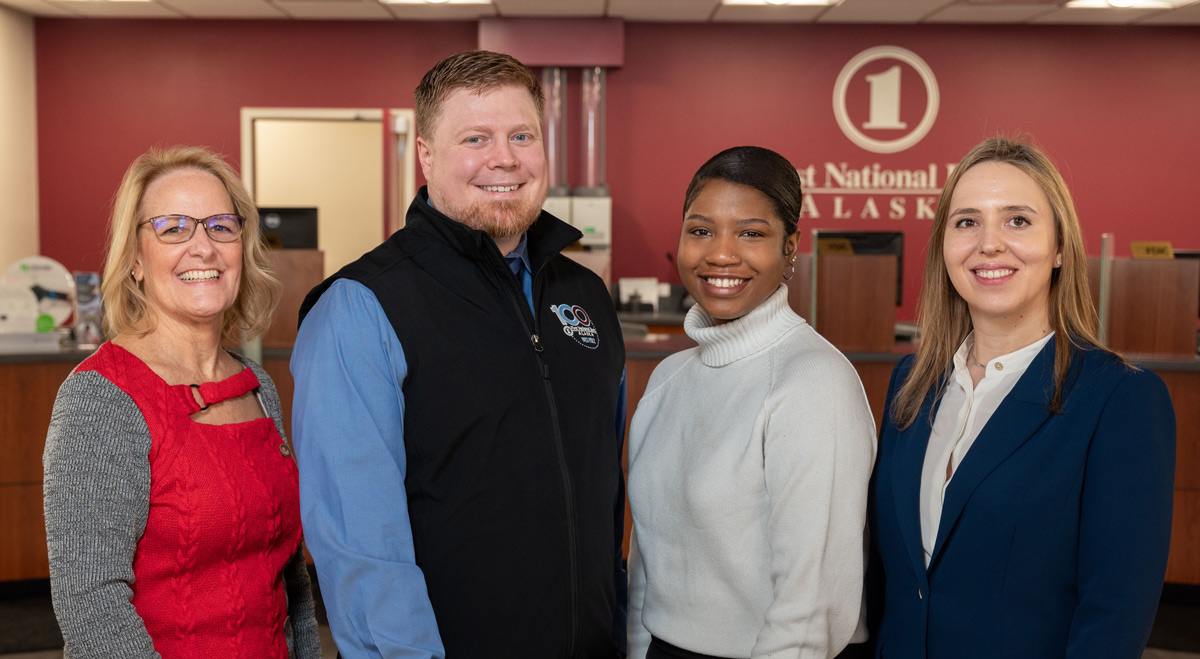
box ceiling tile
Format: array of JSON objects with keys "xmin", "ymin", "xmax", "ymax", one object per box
[
  {"xmin": 924, "ymin": 3, "xmax": 1059, "ymax": 21},
  {"xmin": 820, "ymin": 0, "xmax": 952, "ymax": 23},
  {"xmin": 713, "ymin": 3, "xmax": 827, "ymax": 22},
  {"xmin": 1136, "ymin": 1, "xmax": 1200, "ymax": 22},
  {"xmin": 275, "ymin": 0, "xmax": 393, "ymax": 19},
  {"xmin": 961, "ymin": 0, "xmax": 1058, "ymax": 4},
  {"xmin": 0, "ymin": 0, "xmax": 77, "ymax": 16},
  {"xmin": 379, "ymin": 1, "xmax": 497, "ymax": 19},
  {"xmin": 1031, "ymin": 6, "xmax": 1158, "ymax": 21},
  {"xmin": 4, "ymin": 0, "xmax": 1199, "ymax": 24},
  {"xmin": 43, "ymin": 0, "xmax": 184, "ymax": 18},
  {"xmin": 164, "ymin": 0, "xmax": 289, "ymax": 18},
  {"xmin": 607, "ymin": 0, "xmax": 719, "ymax": 22},
  {"xmin": 493, "ymin": 0, "xmax": 602, "ymax": 17}
]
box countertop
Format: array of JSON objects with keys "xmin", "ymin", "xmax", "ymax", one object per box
[{"xmin": 6, "ymin": 343, "xmax": 1200, "ymax": 371}]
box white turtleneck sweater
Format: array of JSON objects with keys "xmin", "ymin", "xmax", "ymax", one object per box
[{"xmin": 626, "ymin": 285, "xmax": 876, "ymax": 659}]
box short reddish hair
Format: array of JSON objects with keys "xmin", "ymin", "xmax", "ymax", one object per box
[{"xmin": 414, "ymin": 50, "xmax": 544, "ymax": 140}]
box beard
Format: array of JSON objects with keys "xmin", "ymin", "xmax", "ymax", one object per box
[{"xmin": 456, "ymin": 197, "xmax": 542, "ymax": 242}]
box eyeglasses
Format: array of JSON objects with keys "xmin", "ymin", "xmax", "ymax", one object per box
[{"xmin": 140, "ymin": 214, "xmax": 245, "ymax": 244}]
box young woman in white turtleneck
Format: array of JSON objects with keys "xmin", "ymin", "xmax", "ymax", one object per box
[{"xmin": 626, "ymin": 146, "xmax": 877, "ymax": 659}]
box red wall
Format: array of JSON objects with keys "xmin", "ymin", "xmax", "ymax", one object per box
[
  {"xmin": 35, "ymin": 19, "xmax": 1200, "ymax": 320},
  {"xmin": 35, "ymin": 19, "xmax": 474, "ymax": 270}
]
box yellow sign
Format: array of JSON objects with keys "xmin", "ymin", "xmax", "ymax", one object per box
[
  {"xmin": 1131, "ymin": 241, "xmax": 1174, "ymax": 259},
  {"xmin": 817, "ymin": 238, "xmax": 854, "ymax": 255}
]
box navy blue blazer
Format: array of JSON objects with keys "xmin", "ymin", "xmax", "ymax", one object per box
[{"xmin": 870, "ymin": 337, "xmax": 1175, "ymax": 659}]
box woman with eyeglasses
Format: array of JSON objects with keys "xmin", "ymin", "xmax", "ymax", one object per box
[{"xmin": 43, "ymin": 146, "xmax": 321, "ymax": 658}]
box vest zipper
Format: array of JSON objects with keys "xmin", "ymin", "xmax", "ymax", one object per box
[{"xmin": 499, "ymin": 260, "xmax": 581, "ymax": 657}]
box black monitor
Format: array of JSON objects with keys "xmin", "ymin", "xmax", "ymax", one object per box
[
  {"xmin": 258, "ymin": 207, "xmax": 318, "ymax": 249},
  {"xmin": 1173, "ymin": 250, "xmax": 1200, "ymax": 318},
  {"xmin": 815, "ymin": 231, "xmax": 904, "ymax": 306}
]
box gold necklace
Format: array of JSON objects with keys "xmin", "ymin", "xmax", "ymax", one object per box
[{"xmin": 969, "ymin": 348, "xmax": 987, "ymax": 369}]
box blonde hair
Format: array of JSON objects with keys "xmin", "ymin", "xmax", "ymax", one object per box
[
  {"xmin": 100, "ymin": 145, "xmax": 282, "ymax": 345},
  {"xmin": 892, "ymin": 136, "xmax": 1117, "ymax": 429}
]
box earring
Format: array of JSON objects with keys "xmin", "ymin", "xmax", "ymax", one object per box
[
  {"xmin": 782, "ymin": 254, "xmax": 797, "ymax": 282},
  {"xmin": 1055, "ymin": 255, "xmax": 1063, "ymax": 267}
]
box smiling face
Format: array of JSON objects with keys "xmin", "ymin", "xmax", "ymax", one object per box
[
  {"xmin": 417, "ymin": 84, "xmax": 548, "ymax": 254},
  {"xmin": 942, "ymin": 161, "xmax": 1060, "ymax": 333},
  {"xmin": 677, "ymin": 179, "xmax": 799, "ymax": 324},
  {"xmin": 133, "ymin": 168, "xmax": 242, "ymax": 332}
]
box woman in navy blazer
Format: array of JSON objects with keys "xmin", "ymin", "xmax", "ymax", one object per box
[{"xmin": 870, "ymin": 137, "xmax": 1175, "ymax": 659}]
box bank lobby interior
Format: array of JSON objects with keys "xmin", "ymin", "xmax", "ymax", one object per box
[{"xmin": 2, "ymin": 0, "xmax": 1200, "ymax": 656}]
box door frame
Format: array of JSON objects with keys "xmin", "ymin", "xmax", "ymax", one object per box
[{"xmin": 239, "ymin": 107, "xmax": 417, "ymax": 237}]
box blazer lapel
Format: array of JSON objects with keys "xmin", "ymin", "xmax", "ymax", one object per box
[
  {"xmin": 891, "ymin": 383, "xmax": 942, "ymax": 583},
  {"xmin": 927, "ymin": 337, "xmax": 1058, "ymax": 569}
]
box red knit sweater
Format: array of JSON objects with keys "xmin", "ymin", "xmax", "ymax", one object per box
[{"xmin": 79, "ymin": 343, "xmax": 302, "ymax": 658}]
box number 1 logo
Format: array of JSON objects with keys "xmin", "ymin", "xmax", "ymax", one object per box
[{"xmin": 833, "ymin": 46, "xmax": 939, "ymax": 154}]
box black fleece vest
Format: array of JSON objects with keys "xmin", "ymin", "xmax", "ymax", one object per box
[{"xmin": 299, "ymin": 191, "xmax": 626, "ymax": 658}]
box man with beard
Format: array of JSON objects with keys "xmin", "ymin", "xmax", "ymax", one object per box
[{"xmin": 291, "ymin": 51, "xmax": 628, "ymax": 659}]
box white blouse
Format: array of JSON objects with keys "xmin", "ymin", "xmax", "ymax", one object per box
[{"xmin": 919, "ymin": 331, "xmax": 1054, "ymax": 567}]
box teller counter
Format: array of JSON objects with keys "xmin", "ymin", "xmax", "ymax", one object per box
[
  {"xmin": 0, "ymin": 349, "xmax": 94, "ymax": 582},
  {"xmin": 618, "ymin": 338, "xmax": 1200, "ymax": 585},
  {"xmin": 3, "ymin": 344, "xmax": 1199, "ymax": 585}
]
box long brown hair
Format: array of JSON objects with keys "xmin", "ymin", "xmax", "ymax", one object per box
[{"xmin": 891, "ymin": 136, "xmax": 1113, "ymax": 429}]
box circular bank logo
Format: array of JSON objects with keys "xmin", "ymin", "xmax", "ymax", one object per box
[{"xmin": 833, "ymin": 46, "xmax": 939, "ymax": 154}]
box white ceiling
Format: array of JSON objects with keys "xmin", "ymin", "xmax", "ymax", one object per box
[{"xmin": 1, "ymin": 0, "xmax": 1199, "ymax": 24}]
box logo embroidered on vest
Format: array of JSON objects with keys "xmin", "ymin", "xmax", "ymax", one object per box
[{"xmin": 549, "ymin": 304, "xmax": 599, "ymax": 349}]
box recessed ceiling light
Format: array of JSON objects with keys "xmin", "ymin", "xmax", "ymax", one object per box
[{"xmin": 380, "ymin": 0, "xmax": 491, "ymax": 4}]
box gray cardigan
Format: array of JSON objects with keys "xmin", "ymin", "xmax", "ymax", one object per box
[{"xmin": 43, "ymin": 352, "xmax": 322, "ymax": 658}]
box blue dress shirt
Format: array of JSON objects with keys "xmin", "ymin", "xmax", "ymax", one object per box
[
  {"xmin": 292, "ymin": 233, "xmax": 626, "ymax": 659},
  {"xmin": 504, "ymin": 232, "xmax": 535, "ymax": 316}
]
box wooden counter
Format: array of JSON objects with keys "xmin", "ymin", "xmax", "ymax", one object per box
[
  {"xmin": 4, "ymin": 345, "xmax": 1199, "ymax": 584},
  {"xmin": 1089, "ymin": 257, "xmax": 1200, "ymax": 358},
  {"xmin": 0, "ymin": 353, "xmax": 87, "ymax": 581},
  {"xmin": 619, "ymin": 341, "xmax": 1200, "ymax": 584}
]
